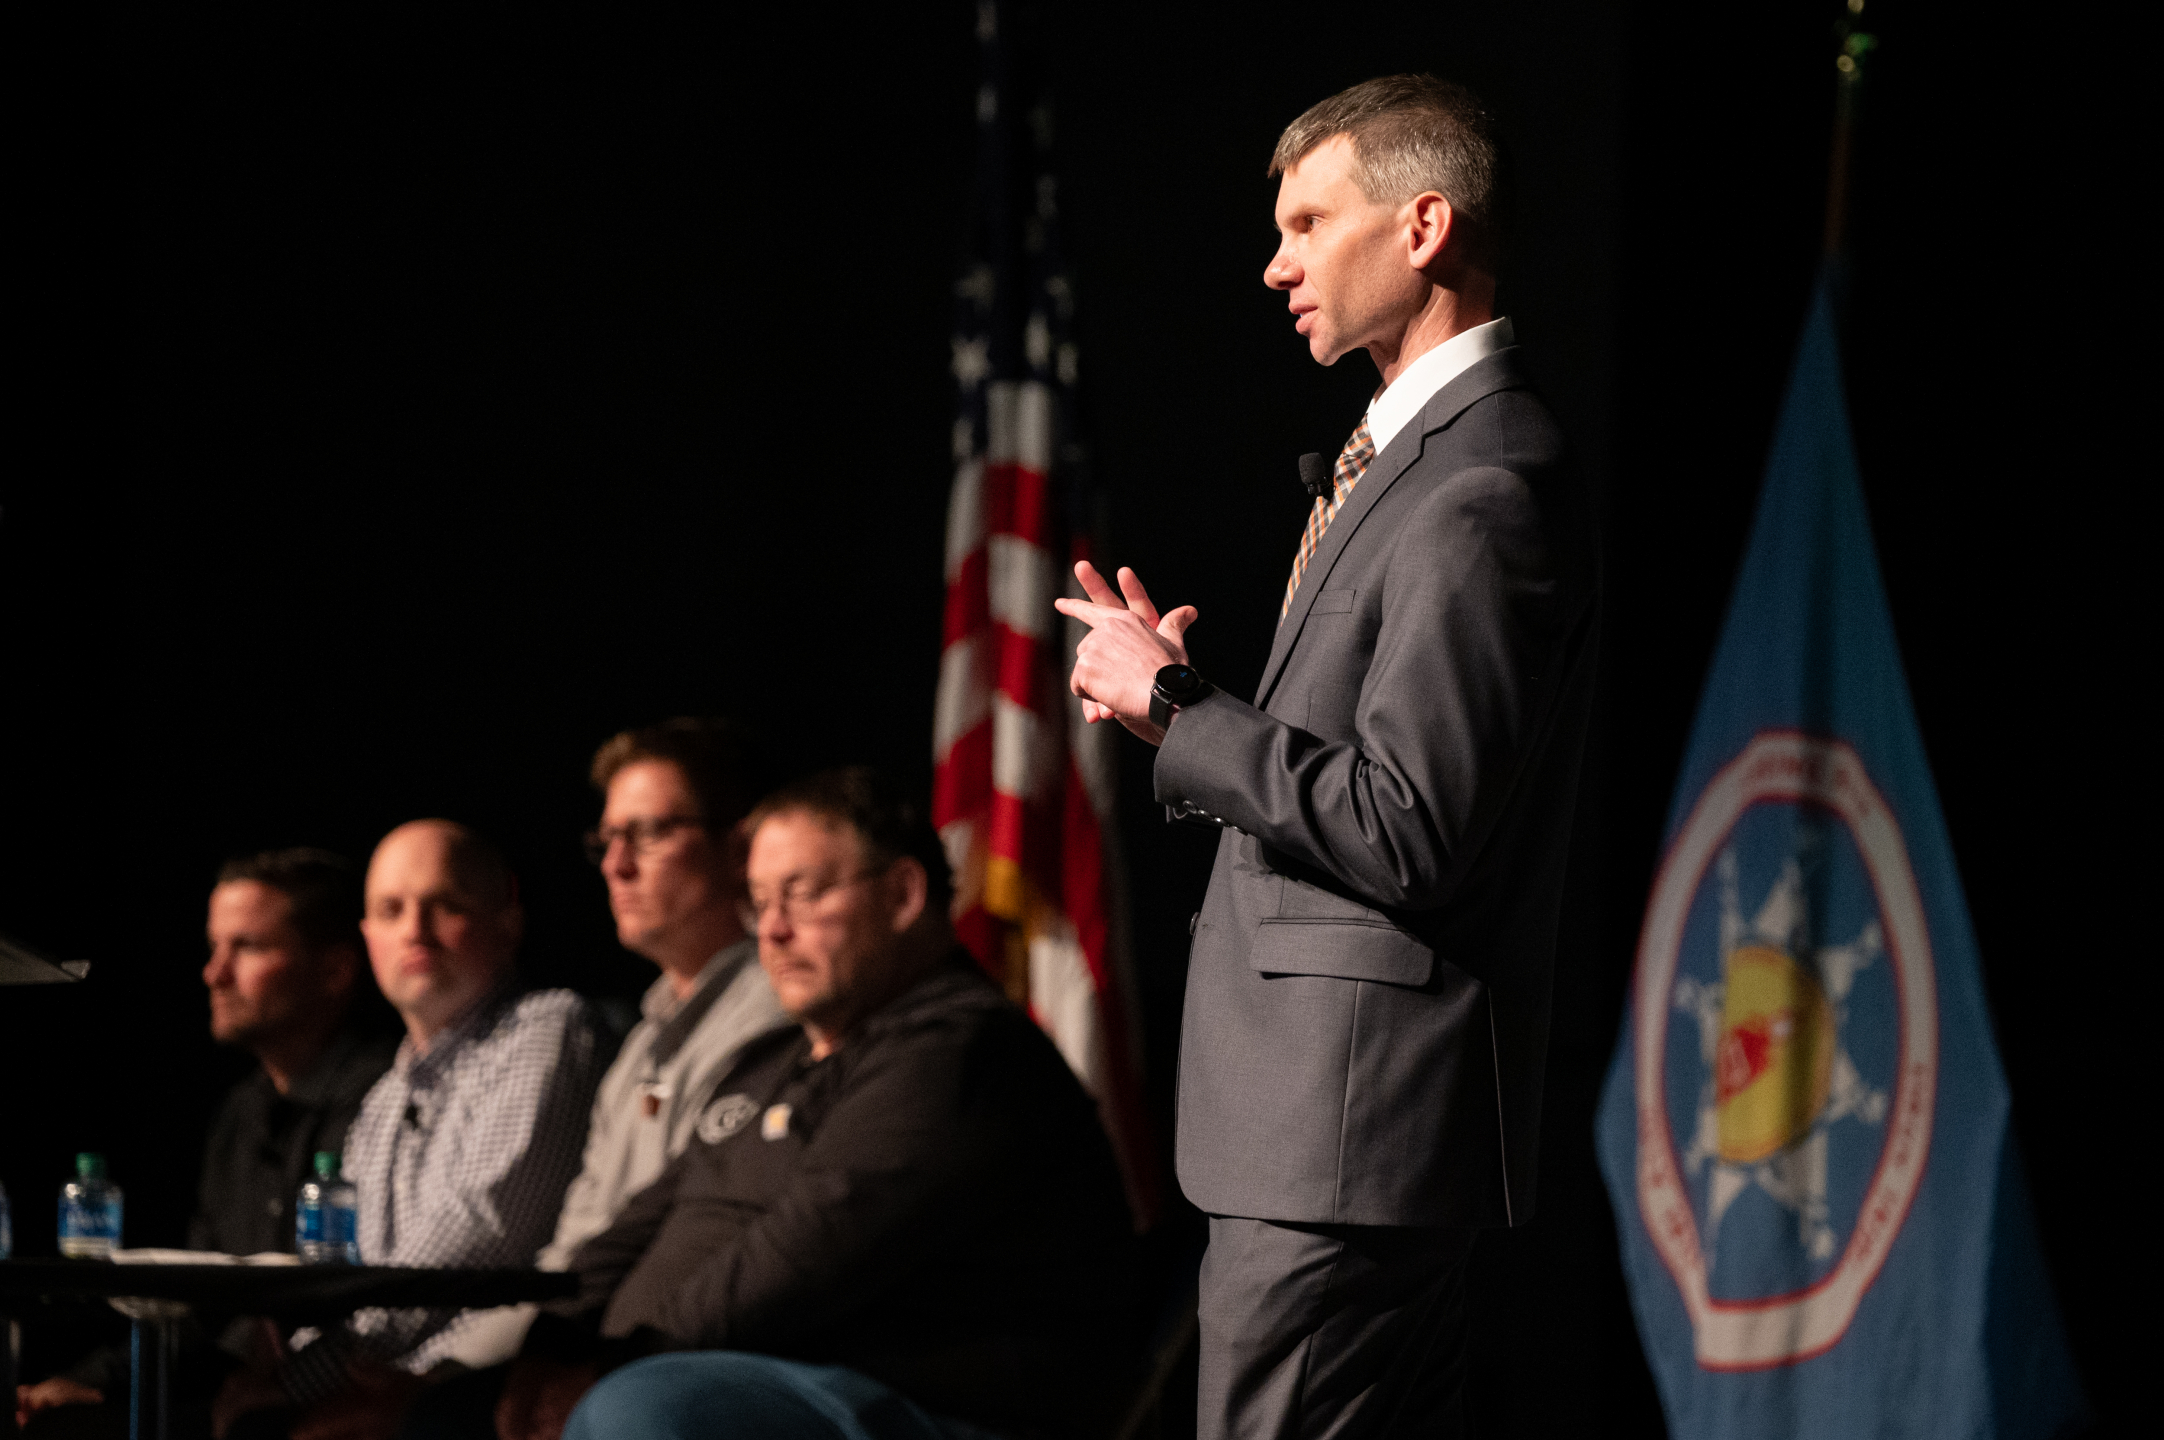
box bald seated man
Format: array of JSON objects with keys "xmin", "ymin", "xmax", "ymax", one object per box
[{"xmin": 214, "ymin": 820, "xmax": 607, "ymax": 1440}]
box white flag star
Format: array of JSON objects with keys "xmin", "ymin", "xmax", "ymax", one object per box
[{"xmin": 951, "ymin": 335, "xmax": 991, "ymax": 389}]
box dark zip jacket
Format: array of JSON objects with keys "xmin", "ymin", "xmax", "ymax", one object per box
[{"xmin": 529, "ymin": 957, "xmax": 1139, "ymax": 1436}]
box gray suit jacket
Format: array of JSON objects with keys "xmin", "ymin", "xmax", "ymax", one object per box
[{"xmin": 1155, "ymin": 346, "xmax": 1597, "ymax": 1228}]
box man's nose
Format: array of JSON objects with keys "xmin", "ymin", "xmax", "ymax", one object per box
[
  {"xmin": 1265, "ymin": 246, "xmax": 1299, "ymax": 290},
  {"xmin": 605, "ymin": 836, "xmax": 639, "ymax": 880},
  {"xmin": 203, "ymin": 949, "xmax": 230, "ymax": 988}
]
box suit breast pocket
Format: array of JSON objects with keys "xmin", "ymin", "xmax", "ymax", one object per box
[{"xmin": 1250, "ymin": 919, "xmax": 1435, "ymax": 987}]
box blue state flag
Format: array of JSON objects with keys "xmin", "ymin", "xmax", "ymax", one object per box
[{"xmin": 1594, "ymin": 277, "xmax": 2087, "ymax": 1439}]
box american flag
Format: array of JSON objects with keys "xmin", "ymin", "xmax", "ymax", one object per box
[{"xmin": 933, "ymin": 0, "xmax": 1158, "ymax": 1226}]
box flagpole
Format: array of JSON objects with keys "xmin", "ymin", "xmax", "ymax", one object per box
[{"xmin": 1822, "ymin": 0, "xmax": 1878, "ymax": 264}]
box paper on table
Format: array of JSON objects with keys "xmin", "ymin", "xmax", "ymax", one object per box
[{"xmin": 109, "ymin": 1249, "xmax": 302, "ymax": 1266}]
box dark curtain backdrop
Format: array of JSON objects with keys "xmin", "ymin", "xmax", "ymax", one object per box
[{"xmin": 0, "ymin": 3, "xmax": 2138, "ymax": 1434}]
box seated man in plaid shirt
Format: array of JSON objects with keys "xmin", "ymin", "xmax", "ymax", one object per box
[{"xmin": 214, "ymin": 819, "xmax": 607, "ymax": 1440}]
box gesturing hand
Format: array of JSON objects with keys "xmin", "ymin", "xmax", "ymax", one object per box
[{"xmin": 1053, "ymin": 562, "xmax": 1198, "ymax": 747}]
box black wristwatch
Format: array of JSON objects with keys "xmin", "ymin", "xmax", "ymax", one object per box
[{"xmin": 1150, "ymin": 663, "xmax": 1214, "ymax": 730}]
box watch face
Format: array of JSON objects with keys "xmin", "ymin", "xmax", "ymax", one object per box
[{"xmin": 1156, "ymin": 663, "xmax": 1202, "ymax": 699}]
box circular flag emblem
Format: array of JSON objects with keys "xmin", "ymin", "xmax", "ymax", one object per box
[{"xmin": 1632, "ymin": 731, "xmax": 1937, "ymax": 1368}]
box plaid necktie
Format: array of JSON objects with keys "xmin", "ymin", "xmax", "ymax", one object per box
[{"xmin": 1280, "ymin": 417, "xmax": 1377, "ymax": 621}]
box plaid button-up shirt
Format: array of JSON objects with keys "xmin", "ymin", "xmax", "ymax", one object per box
[{"xmin": 282, "ymin": 982, "xmax": 603, "ymax": 1403}]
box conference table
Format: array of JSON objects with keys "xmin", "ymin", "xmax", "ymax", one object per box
[{"xmin": 1, "ymin": 1258, "xmax": 576, "ymax": 1440}]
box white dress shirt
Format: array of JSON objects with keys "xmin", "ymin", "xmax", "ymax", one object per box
[{"xmin": 1362, "ymin": 315, "xmax": 1515, "ymax": 458}]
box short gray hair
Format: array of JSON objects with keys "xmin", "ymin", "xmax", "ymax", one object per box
[{"xmin": 1269, "ymin": 75, "xmax": 1503, "ymax": 270}]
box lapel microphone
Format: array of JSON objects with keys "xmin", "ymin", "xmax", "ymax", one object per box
[{"xmin": 1298, "ymin": 452, "xmax": 1331, "ymax": 498}]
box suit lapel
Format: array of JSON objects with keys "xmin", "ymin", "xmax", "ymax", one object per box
[{"xmin": 1253, "ymin": 348, "xmax": 1530, "ymax": 709}]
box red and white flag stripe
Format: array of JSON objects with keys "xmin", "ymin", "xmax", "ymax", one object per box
[{"xmin": 934, "ymin": 378, "xmax": 1158, "ymax": 1227}]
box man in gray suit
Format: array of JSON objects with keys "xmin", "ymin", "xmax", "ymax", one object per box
[{"xmin": 1058, "ymin": 75, "xmax": 1597, "ymax": 1436}]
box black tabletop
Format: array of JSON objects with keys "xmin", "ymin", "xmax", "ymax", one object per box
[{"xmin": 0, "ymin": 1260, "xmax": 575, "ymax": 1323}]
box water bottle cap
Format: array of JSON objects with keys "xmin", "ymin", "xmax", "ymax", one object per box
[
  {"xmin": 75, "ymin": 1153, "xmax": 106, "ymax": 1180},
  {"xmin": 313, "ymin": 1152, "xmax": 340, "ymax": 1179}
]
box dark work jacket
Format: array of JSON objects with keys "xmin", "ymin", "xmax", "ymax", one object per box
[
  {"xmin": 65, "ymin": 1028, "xmax": 396, "ymax": 1395},
  {"xmin": 1157, "ymin": 347, "xmax": 1599, "ymax": 1228},
  {"xmin": 189, "ymin": 1028, "xmax": 398, "ymax": 1256},
  {"xmin": 530, "ymin": 959, "xmax": 1139, "ymax": 1438}
]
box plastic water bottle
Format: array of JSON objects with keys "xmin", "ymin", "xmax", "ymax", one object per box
[
  {"xmin": 58, "ymin": 1153, "xmax": 123, "ymax": 1258},
  {"xmin": 296, "ymin": 1152, "xmax": 358, "ymax": 1264}
]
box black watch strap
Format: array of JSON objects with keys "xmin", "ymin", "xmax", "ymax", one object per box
[{"xmin": 1150, "ymin": 664, "xmax": 1213, "ymax": 730}]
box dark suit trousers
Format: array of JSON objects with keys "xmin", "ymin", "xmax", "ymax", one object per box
[{"xmin": 1198, "ymin": 1217, "xmax": 1474, "ymax": 1440}]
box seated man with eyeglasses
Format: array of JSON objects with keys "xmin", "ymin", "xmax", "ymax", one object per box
[
  {"xmin": 427, "ymin": 718, "xmax": 793, "ymax": 1375},
  {"xmin": 408, "ymin": 767, "xmax": 1139, "ymax": 1440}
]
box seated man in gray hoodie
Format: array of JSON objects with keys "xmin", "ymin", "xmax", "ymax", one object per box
[{"xmin": 437, "ymin": 718, "xmax": 791, "ymax": 1369}]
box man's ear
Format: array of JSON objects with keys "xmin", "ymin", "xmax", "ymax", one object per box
[
  {"xmin": 1407, "ymin": 191, "xmax": 1455, "ymax": 271},
  {"xmin": 888, "ymin": 857, "xmax": 929, "ymax": 935}
]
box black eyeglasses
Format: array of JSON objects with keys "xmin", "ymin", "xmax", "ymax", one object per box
[
  {"xmin": 583, "ymin": 815, "xmax": 706, "ymax": 866},
  {"xmin": 738, "ymin": 866, "xmax": 890, "ymax": 929}
]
